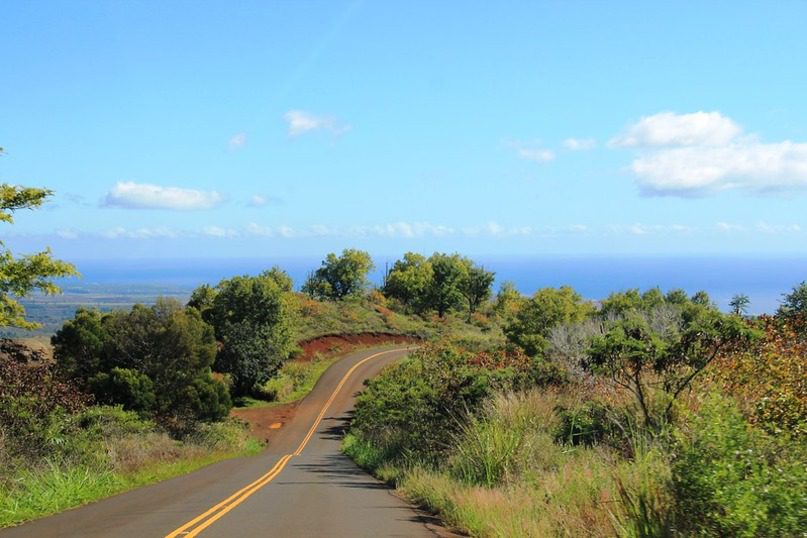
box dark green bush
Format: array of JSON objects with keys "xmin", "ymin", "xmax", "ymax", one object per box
[
  {"xmin": 88, "ymin": 367, "xmax": 156, "ymax": 415},
  {"xmin": 351, "ymin": 342, "xmax": 531, "ymax": 465},
  {"xmin": 553, "ymin": 401, "xmax": 611, "ymax": 447},
  {"xmin": 672, "ymin": 395, "xmax": 807, "ymax": 537}
]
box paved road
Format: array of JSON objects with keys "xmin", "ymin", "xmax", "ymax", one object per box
[{"xmin": 3, "ymin": 347, "xmax": 440, "ymax": 538}]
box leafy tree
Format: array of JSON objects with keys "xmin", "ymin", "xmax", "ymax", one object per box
[
  {"xmin": 586, "ymin": 300, "xmax": 757, "ymax": 428},
  {"xmin": 51, "ymin": 307, "xmax": 107, "ymax": 382},
  {"xmin": 382, "ymin": 252, "xmax": 433, "ymax": 312},
  {"xmin": 302, "ymin": 249, "xmax": 374, "ymax": 300},
  {"xmin": 207, "ymin": 273, "xmax": 297, "ymax": 395},
  {"xmin": 504, "ymin": 286, "xmax": 593, "ymax": 356},
  {"xmin": 187, "ymin": 284, "xmax": 216, "ymax": 322},
  {"xmin": 261, "ymin": 266, "xmax": 293, "ymax": 292},
  {"xmin": 729, "ymin": 293, "xmax": 750, "ymax": 316},
  {"xmin": 458, "ymin": 263, "xmax": 495, "ymax": 317},
  {"xmin": 493, "ymin": 281, "xmax": 524, "ymax": 321},
  {"xmin": 424, "ymin": 253, "xmax": 467, "ymax": 318},
  {"xmin": 89, "ymin": 367, "xmax": 156, "ymax": 413},
  {"xmin": 53, "ymin": 299, "xmax": 230, "ymax": 425},
  {"xmin": 778, "ymin": 281, "xmax": 807, "ymax": 317},
  {"xmin": 0, "ymin": 177, "xmax": 77, "ymax": 328}
]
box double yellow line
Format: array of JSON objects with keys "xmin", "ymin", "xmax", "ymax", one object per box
[{"xmin": 164, "ymin": 348, "xmax": 407, "ymax": 538}]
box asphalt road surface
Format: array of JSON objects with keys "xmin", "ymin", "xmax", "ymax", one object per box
[{"xmin": 2, "ymin": 346, "xmax": 444, "ymax": 538}]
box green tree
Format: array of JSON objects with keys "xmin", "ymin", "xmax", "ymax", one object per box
[
  {"xmin": 729, "ymin": 293, "xmax": 751, "ymax": 316},
  {"xmin": 424, "ymin": 253, "xmax": 467, "ymax": 318},
  {"xmin": 458, "ymin": 263, "xmax": 495, "ymax": 317},
  {"xmin": 208, "ymin": 273, "xmax": 297, "ymax": 395},
  {"xmin": 382, "ymin": 252, "xmax": 433, "ymax": 312},
  {"xmin": 53, "ymin": 299, "xmax": 231, "ymax": 426},
  {"xmin": 778, "ymin": 281, "xmax": 807, "ymax": 317},
  {"xmin": 302, "ymin": 249, "xmax": 374, "ymax": 300},
  {"xmin": 0, "ymin": 179, "xmax": 77, "ymax": 328},
  {"xmin": 586, "ymin": 301, "xmax": 756, "ymax": 428},
  {"xmin": 504, "ymin": 286, "xmax": 593, "ymax": 356},
  {"xmin": 493, "ymin": 281, "xmax": 524, "ymax": 321}
]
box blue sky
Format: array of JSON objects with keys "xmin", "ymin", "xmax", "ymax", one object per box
[{"xmin": 2, "ymin": 1, "xmax": 807, "ymax": 261}]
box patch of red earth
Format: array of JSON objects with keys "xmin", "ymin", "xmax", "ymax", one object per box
[
  {"xmin": 232, "ymin": 402, "xmax": 298, "ymax": 444},
  {"xmin": 232, "ymin": 333, "xmax": 421, "ymax": 442},
  {"xmin": 295, "ymin": 332, "xmax": 421, "ymax": 362}
]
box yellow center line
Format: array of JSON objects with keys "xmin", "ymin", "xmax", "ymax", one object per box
[{"xmin": 163, "ymin": 348, "xmax": 408, "ymax": 538}]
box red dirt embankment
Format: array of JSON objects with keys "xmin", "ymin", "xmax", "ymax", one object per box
[
  {"xmin": 295, "ymin": 332, "xmax": 421, "ymax": 362},
  {"xmin": 232, "ymin": 333, "xmax": 421, "ymax": 441}
]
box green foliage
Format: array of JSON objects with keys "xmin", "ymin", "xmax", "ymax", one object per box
[
  {"xmin": 493, "ymin": 281, "xmax": 524, "ymax": 321},
  {"xmin": 302, "ymin": 249, "xmax": 374, "ymax": 300},
  {"xmin": 459, "ymin": 264, "xmax": 495, "ymax": 316},
  {"xmin": 351, "ymin": 342, "xmax": 530, "ymax": 464},
  {"xmin": 729, "ymin": 293, "xmax": 751, "ymax": 316},
  {"xmin": 202, "ymin": 271, "xmax": 297, "ymax": 396},
  {"xmin": 778, "ymin": 281, "xmax": 807, "ymax": 317},
  {"xmin": 424, "ymin": 253, "xmax": 468, "ymax": 318},
  {"xmin": 0, "ymin": 355, "xmax": 90, "ymax": 459},
  {"xmin": 0, "ymin": 181, "xmax": 77, "ymax": 328},
  {"xmin": 554, "ymin": 401, "xmax": 612, "ymax": 447},
  {"xmin": 586, "ymin": 294, "xmax": 758, "ymax": 428},
  {"xmin": 52, "ymin": 298, "xmax": 230, "ymax": 428},
  {"xmin": 504, "ymin": 286, "xmax": 593, "ymax": 357},
  {"xmin": 88, "ymin": 368, "xmax": 156, "ymax": 415},
  {"xmin": 382, "ymin": 252, "xmax": 433, "ymax": 311},
  {"xmin": 382, "ymin": 252, "xmax": 495, "ymax": 319},
  {"xmin": 672, "ymin": 395, "xmax": 807, "ymax": 536}
]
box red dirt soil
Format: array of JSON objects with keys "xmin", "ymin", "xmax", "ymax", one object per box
[
  {"xmin": 232, "ymin": 333, "xmax": 421, "ymax": 442},
  {"xmin": 295, "ymin": 332, "xmax": 420, "ymax": 362}
]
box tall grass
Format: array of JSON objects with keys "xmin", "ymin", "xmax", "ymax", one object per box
[
  {"xmin": 0, "ymin": 415, "xmax": 261, "ymax": 528},
  {"xmin": 347, "ymin": 387, "xmax": 674, "ymax": 537}
]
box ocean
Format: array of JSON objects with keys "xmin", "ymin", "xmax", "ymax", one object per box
[{"xmin": 63, "ymin": 256, "xmax": 807, "ymax": 315}]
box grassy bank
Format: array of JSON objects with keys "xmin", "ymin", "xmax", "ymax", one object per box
[
  {"xmin": 0, "ymin": 410, "xmax": 261, "ymax": 528},
  {"xmin": 343, "ymin": 340, "xmax": 807, "ymax": 537}
]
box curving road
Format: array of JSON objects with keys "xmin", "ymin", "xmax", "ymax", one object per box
[{"xmin": 2, "ymin": 347, "xmax": 447, "ymax": 538}]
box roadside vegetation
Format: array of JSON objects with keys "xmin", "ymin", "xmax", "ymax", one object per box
[
  {"xmin": 3, "ymin": 175, "xmax": 805, "ymax": 534},
  {"xmin": 345, "ymin": 283, "xmax": 807, "ymax": 537},
  {"xmin": 0, "ymin": 187, "xmax": 496, "ymax": 529}
]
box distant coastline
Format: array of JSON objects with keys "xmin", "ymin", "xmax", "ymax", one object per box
[{"xmin": 9, "ymin": 255, "xmax": 803, "ymax": 338}]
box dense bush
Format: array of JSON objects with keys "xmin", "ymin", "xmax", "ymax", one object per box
[
  {"xmin": 351, "ymin": 342, "xmax": 533, "ymax": 464},
  {"xmin": 198, "ymin": 271, "xmax": 298, "ymax": 396},
  {"xmin": 0, "ymin": 354, "xmax": 90, "ymax": 459},
  {"xmin": 504, "ymin": 286, "xmax": 593, "ymax": 357},
  {"xmin": 672, "ymin": 395, "xmax": 807, "ymax": 536},
  {"xmin": 52, "ymin": 299, "xmax": 230, "ymax": 429},
  {"xmin": 712, "ymin": 314, "xmax": 807, "ymax": 438}
]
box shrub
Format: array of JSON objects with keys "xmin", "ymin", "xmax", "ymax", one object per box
[
  {"xmin": 554, "ymin": 401, "xmax": 611, "ymax": 447},
  {"xmin": 88, "ymin": 368, "xmax": 156, "ymax": 415},
  {"xmin": 351, "ymin": 342, "xmax": 530, "ymax": 464},
  {"xmin": 672, "ymin": 394, "xmax": 807, "ymax": 536}
]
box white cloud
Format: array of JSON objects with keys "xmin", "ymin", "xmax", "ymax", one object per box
[
  {"xmin": 516, "ymin": 146, "xmax": 555, "ymax": 163},
  {"xmin": 716, "ymin": 222, "xmax": 744, "ymax": 233},
  {"xmin": 610, "ymin": 111, "xmax": 741, "ymax": 148},
  {"xmin": 246, "ymin": 223, "xmax": 274, "ymax": 237},
  {"xmin": 631, "ymin": 142, "xmax": 807, "ymax": 195},
  {"xmin": 610, "ymin": 223, "xmax": 694, "ymax": 236},
  {"xmin": 248, "ymin": 194, "xmax": 269, "ymax": 207},
  {"xmin": 203, "ymin": 226, "xmax": 239, "ymax": 238},
  {"xmin": 102, "ymin": 226, "xmax": 179, "ymax": 239},
  {"xmin": 612, "ymin": 111, "xmax": 807, "ymax": 196},
  {"xmin": 104, "ymin": 181, "xmax": 223, "ymax": 210},
  {"xmin": 563, "ymin": 138, "xmax": 596, "ymax": 151},
  {"xmin": 756, "ymin": 222, "xmax": 802, "ymax": 234},
  {"xmin": 228, "ymin": 132, "xmax": 247, "ymax": 150},
  {"xmin": 284, "ymin": 110, "xmax": 350, "ymax": 136},
  {"xmin": 56, "ymin": 229, "xmax": 79, "ymax": 240}
]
